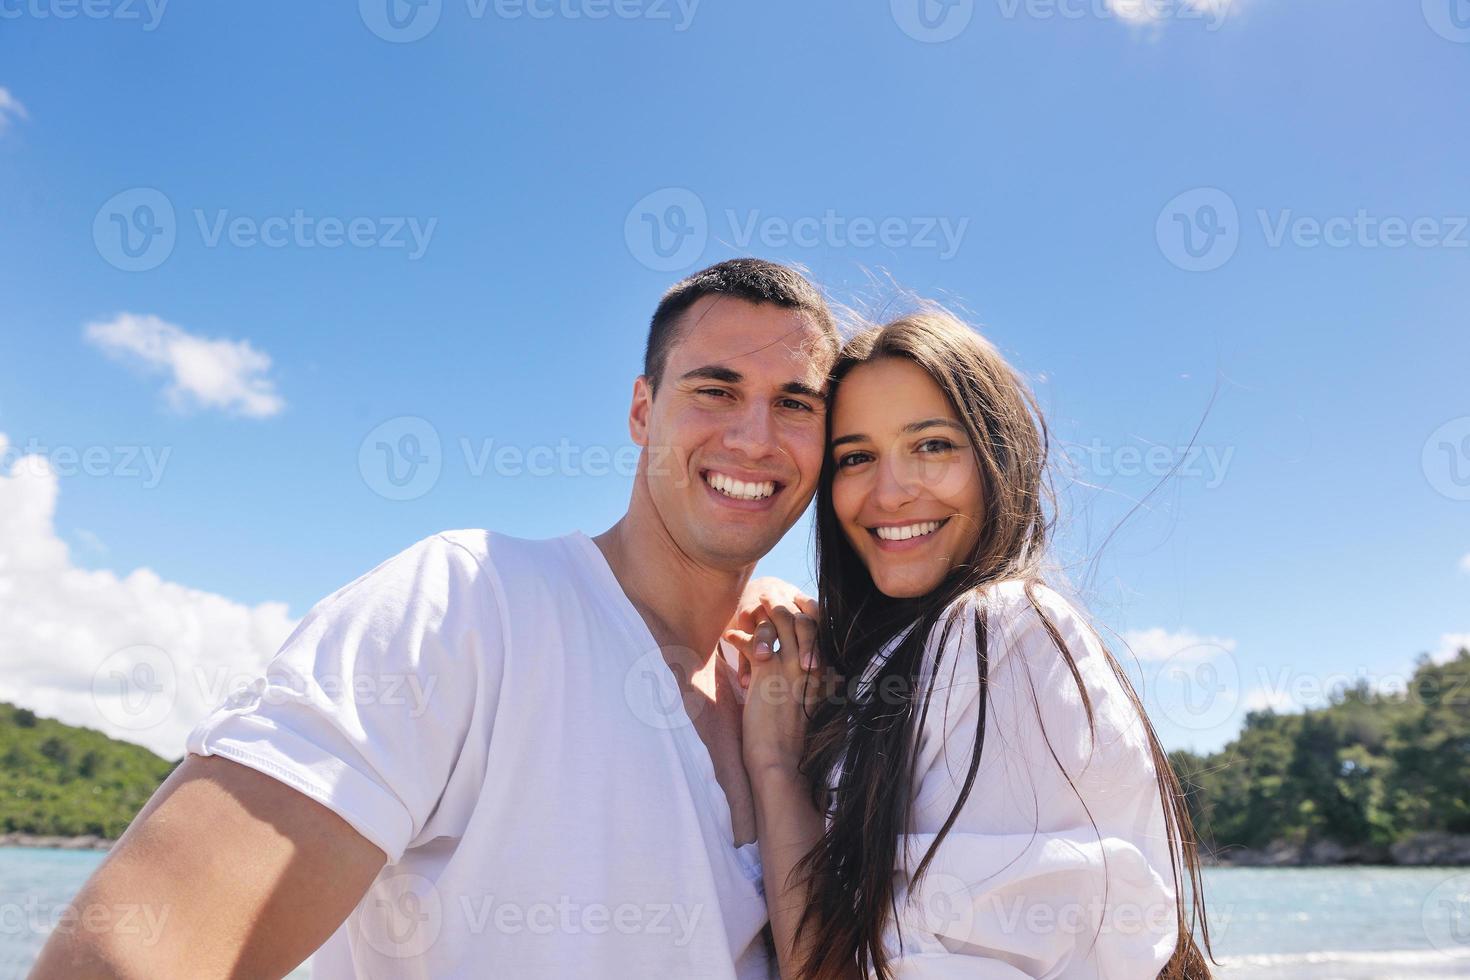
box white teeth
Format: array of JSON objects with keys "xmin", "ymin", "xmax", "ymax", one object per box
[
  {"xmin": 706, "ymin": 471, "xmax": 777, "ymax": 501},
  {"xmin": 874, "ymin": 520, "xmax": 944, "ymax": 541}
]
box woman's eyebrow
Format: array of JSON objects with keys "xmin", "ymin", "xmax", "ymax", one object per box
[
  {"xmin": 903, "ymin": 417, "xmax": 965, "ymax": 434},
  {"xmin": 832, "ymin": 418, "xmax": 964, "ymax": 448}
]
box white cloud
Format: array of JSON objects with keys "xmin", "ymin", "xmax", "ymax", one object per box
[
  {"xmin": 0, "ymin": 87, "xmax": 26, "ymax": 134},
  {"xmin": 1107, "ymin": 0, "xmax": 1237, "ymax": 27},
  {"xmin": 85, "ymin": 313, "xmax": 285, "ymax": 419},
  {"xmin": 0, "ymin": 432, "xmax": 296, "ymax": 758},
  {"xmin": 1435, "ymin": 633, "xmax": 1470, "ymax": 664},
  {"xmin": 1460, "ymin": 553, "xmax": 1470, "ymax": 574},
  {"xmin": 1122, "ymin": 626, "xmax": 1237, "ymax": 664}
]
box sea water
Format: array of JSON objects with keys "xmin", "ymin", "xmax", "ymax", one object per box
[{"xmin": 2, "ymin": 848, "xmax": 1468, "ymax": 978}]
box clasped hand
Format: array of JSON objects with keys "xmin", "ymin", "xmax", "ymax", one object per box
[{"xmin": 722, "ymin": 577, "xmax": 825, "ymax": 777}]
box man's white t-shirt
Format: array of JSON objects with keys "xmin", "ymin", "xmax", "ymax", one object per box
[{"xmin": 185, "ymin": 529, "xmax": 771, "ymax": 979}]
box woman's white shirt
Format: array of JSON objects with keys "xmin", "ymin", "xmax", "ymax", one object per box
[{"xmin": 862, "ymin": 580, "xmax": 1180, "ymax": 979}]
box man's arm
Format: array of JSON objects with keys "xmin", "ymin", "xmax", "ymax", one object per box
[{"xmin": 30, "ymin": 754, "xmax": 387, "ymax": 979}]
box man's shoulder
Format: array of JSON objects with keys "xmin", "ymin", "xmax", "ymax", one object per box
[
  {"xmin": 315, "ymin": 528, "xmax": 593, "ymax": 633},
  {"xmin": 428, "ymin": 527, "xmax": 587, "ymax": 576},
  {"xmin": 407, "ymin": 528, "xmax": 604, "ymax": 608}
]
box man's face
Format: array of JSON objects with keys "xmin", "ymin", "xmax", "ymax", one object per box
[{"xmin": 631, "ymin": 295, "xmax": 832, "ymax": 570}]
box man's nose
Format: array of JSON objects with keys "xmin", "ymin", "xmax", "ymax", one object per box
[{"xmin": 722, "ymin": 403, "xmax": 778, "ymax": 459}]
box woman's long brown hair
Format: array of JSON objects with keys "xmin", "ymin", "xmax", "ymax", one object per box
[{"xmin": 791, "ymin": 310, "xmax": 1214, "ymax": 979}]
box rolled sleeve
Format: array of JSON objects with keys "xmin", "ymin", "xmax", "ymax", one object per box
[{"xmin": 185, "ymin": 532, "xmax": 501, "ymax": 865}]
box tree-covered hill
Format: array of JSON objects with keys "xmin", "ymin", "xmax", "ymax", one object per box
[
  {"xmin": 0, "ymin": 702, "xmax": 180, "ymax": 839},
  {"xmin": 1173, "ymin": 646, "xmax": 1470, "ymax": 863}
]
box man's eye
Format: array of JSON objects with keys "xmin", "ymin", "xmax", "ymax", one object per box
[
  {"xmin": 697, "ymin": 388, "xmax": 732, "ymax": 399},
  {"xmin": 778, "ymin": 398, "xmax": 814, "ymax": 412}
]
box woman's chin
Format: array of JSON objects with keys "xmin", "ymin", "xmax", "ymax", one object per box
[{"xmin": 868, "ymin": 565, "xmax": 946, "ymax": 600}]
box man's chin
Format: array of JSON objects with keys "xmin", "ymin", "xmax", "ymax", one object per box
[{"xmin": 686, "ymin": 526, "xmax": 785, "ymax": 570}]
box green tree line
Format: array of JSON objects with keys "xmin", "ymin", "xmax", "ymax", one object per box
[
  {"xmin": 0, "ymin": 702, "xmax": 179, "ymax": 839},
  {"xmin": 1172, "ymin": 646, "xmax": 1470, "ymax": 855}
]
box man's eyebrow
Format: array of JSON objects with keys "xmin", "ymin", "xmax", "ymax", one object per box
[
  {"xmin": 678, "ymin": 365, "xmax": 828, "ymax": 403},
  {"xmin": 830, "ymin": 418, "xmax": 964, "ymax": 449},
  {"xmin": 679, "ymin": 365, "xmax": 743, "ymax": 385},
  {"xmin": 780, "ymin": 380, "xmax": 828, "ymax": 403}
]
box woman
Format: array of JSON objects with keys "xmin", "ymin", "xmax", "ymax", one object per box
[{"xmin": 730, "ymin": 310, "xmax": 1213, "ymax": 979}]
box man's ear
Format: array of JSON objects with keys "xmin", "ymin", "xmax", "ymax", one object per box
[{"xmin": 629, "ymin": 375, "xmax": 653, "ymax": 447}]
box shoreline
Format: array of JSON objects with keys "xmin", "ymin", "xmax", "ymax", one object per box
[
  {"xmin": 2, "ymin": 832, "xmax": 1469, "ymax": 866},
  {"xmin": 0, "ymin": 833, "xmax": 114, "ymax": 851},
  {"xmin": 1203, "ymin": 831, "xmax": 1470, "ymax": 868}
]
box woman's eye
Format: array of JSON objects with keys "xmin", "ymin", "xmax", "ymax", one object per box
[
  {"xmin": 917, "ymin": 438, "xmax": 955, "ymax": 454},
  {"xmin": 836, "ymin": 451, "xmax": 872, "ymax": 468}
]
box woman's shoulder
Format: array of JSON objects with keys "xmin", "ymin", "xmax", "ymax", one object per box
[
  {"xmin": 929, "ymin": 577, "xmax": 1100, "ymax": 669},
  {"xmin": 925, "ymin": 578, "xmax": 1150, "ymax": 773}
]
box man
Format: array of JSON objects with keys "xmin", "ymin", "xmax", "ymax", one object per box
[{"xmin": 30, "ymin": 259, "xmax": 839, "ymax": 979}]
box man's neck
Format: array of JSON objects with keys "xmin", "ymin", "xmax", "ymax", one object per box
[{"xmin": 592, "ymin": 514, "xmax": 752, "ymax": 662}]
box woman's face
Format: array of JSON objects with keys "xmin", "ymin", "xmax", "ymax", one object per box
[{"xmin": 829, "ymin": 358, "xmax": 985, "ymax": 599}]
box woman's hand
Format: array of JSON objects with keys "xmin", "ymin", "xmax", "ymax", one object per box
[
  {"xmin": 725, "ymin": 580, "xmax": 840, "ymax": 979},
  {"xmin": 723, "ymin": 577, "xmax": 823, "ymax": 776},
  {"xmin": 725, "ymin": 576, "xmax": 821, "ymax": 680}
]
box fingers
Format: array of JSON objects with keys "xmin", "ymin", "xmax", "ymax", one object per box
[
  {"xmin": 760, "ymin": 599, "xmax": 820, "ymax": 672},
  {"xmin": 749, "ymin": 619, "xmax": 775, "ymax": 658}
]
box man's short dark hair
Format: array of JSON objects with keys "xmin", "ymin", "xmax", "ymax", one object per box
[{"xmin": 643, "ymin": 258, "xmax": 839, "ymax": 394}]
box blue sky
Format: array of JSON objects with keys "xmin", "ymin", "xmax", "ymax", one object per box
[{"xmin": 0, "ymin": 0, "xmax": 1466, "ymax": 757}]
